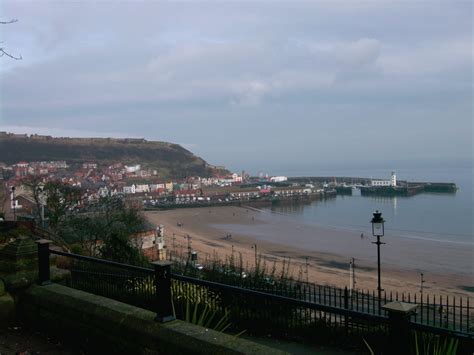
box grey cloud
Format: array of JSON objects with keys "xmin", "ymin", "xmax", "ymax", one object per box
[{"xmin": 0, "ymin": 0, "xmax": 471, "ymax": 170}]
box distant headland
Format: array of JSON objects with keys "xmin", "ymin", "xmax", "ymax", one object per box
[{"xmin": 0, "ymin": 132, "xmax": 228, "ymax": 178}]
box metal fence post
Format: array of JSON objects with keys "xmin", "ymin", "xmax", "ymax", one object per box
[
  {"xmin": 152, "ymin": 261, "xmax": 175, "ymax": 323},
  {"xmin": 344, "ymin": 286, "xmax": 349, "ymax": 332},
  {"xmin": 382, "ymin": 302, "xmax": 418, "ymax": 355},
  {"xmin": 36, "ymin": 239, "xmax": 52, "ymax": 285}
]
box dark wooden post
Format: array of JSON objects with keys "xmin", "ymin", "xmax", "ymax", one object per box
[
  {"xmin": 382, "ymin": 301, "xmax": 418, "ymax": 355},
  {"xmin": 36, "ymin": 239, "xmax": 52, "ymax": 286},
  {"xmin": 152, "ymin": 261, "xmax": 175, "ymax": 323}
]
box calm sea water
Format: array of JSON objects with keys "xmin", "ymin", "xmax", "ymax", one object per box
[
  {"xmin": 215, "ymin": 166, "xmax": 472, "ymax": 274},
  {"xmin": 265, "ymin": 166, "xmax": 473, "ymax": 245}
]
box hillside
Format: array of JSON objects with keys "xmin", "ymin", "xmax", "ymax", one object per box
[{"xmin": 0, "ymin": 133, "xmax": 227, "ymax": 178}]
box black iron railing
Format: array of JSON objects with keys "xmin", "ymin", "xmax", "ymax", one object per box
[
  {"xmin": 42, "ymin": 246, "xmax": 386, "ymax": 339},
  {"xmin": 35, "ymin": 240, "xmax": 473, "ymax": 351},
  {"xmin": 167, "ymin": 240, "xmax": 473, "ymax": 337},
  {"xmin": 53, "ymin": 249, "xmax": 156, "ymax": 312},
  {"xmin": 168, "ymin": 251, "xmax": 473, "ymax": 336}
]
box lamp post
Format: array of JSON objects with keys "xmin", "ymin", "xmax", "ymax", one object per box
[
  {"xmin": 251, "ymin": 244, "xmax": 258, "ymax": 267},
  {"xmin": 305, "ymin": 257, "xmax": 309, "ymax": 283},
  {"xmin": 420, "ymin": 273, "xmax": 425, "ymax": 299},
  {"xmin": 371, "ymin": 210, "xmax": 385, "ymax": 314},
  {"xmin": 11, "ymin": 186, "xmax": 16, "ymax": 221},
  {"xmin": 349, "ymin": 257, "xmax": 356, "ymax": 295},
  {"xmin": 184, "ymin": 234, "xmax": 192, "ymax": 259}
]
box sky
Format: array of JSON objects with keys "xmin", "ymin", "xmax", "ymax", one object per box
[{"xmin": 0, "ymin": 1, "xmax": 472, "ymax": 175}]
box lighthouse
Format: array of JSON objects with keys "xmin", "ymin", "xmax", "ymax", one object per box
[{"xmin": 390, "ymin": 171, "xmax": 397, "ymax": 187}]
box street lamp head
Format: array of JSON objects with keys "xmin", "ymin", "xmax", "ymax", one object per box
[{"xmin": 371, "ymin": 210, "xmax": 385, "ymax": 237}]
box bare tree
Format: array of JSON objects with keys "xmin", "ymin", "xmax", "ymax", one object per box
[
  {"xmin": 1, "ymin": 18, "xmax": 22, "ymax": 60},
  {"xmin": 22, "ymin": 175, "xmax": 45, "ymax": 225}
]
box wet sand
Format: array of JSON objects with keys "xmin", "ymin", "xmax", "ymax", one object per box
[{"xmin": 144, "ymin": 206, "xmax": 473, "ymax": 297}]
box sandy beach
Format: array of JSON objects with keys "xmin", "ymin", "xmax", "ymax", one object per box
[{"xmin": 144, "ymin": 206, "xmax": 472, "ymax": 298}]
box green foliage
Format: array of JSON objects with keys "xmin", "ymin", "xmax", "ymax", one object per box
[
  {"xmin": 56, "ymin": 196, "xmax": 149, "ymax": 266},
  {"xmin": 100, "ymin": 231, "xmax": 148, "ymax": 266},
  {"xmin": 43, "ymin": 181, "xmax": 82, "ymax": 229},
  {"xmin": 19, "ymin": 175, "xmax": 45, "ymax": 224},
  {"xmin": 0, "ymin": 225, "xmax": 32, "ymax": 244},
  {"xmin": 171, "ymin": 248, "xmax": 296, "ymax": 291},
  {"xmin": 363, "ymin": 332, "xmax": 459, "ymax": 355},
  {"xmin": 69, "ymin": 243, "xmax": 84, "ymax": 255},
  {"xmin": 414, "ymin": 333, "xmax": 459, "ymax": 355},
  {"xmin": 363, "ymin": 338, "xmax": 375, "ymax": 355},
  {"xmin": 181, "ymin": 297, "xmax": 232, "ymax": 333},
  {"xmin": 172, "ymin": 282, "xmax": 241, "ymax": 334}
]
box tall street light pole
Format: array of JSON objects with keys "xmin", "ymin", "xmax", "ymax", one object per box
[
  {"xmin": 420, "ymin": 273, "xmax": 425, "ymax": 300},
  {"xmin": 251, "ymin": 244, "xmax": 258, "ymax": 267},
  {"xmin": 371, "ymin": 210, "xmax": 385, "ymax": 315},
  {"xmin": 185, "ymin": 235, "xmax": 192, "ymax": 256}
]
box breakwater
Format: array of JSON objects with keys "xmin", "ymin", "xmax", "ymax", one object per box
[
  {"xmin": 359, "ymin": 182, "xmax": 457, "ymax": 197},
  {"xmin": 410, "ymin": 182, "xmax": 458, "ymax": 192},
  {"xmin": 288, "ymin": 176, "xmax": 371, "ymax": 185},
  {"xmin": 288, "ymin": 177, "xmax": 457, "ymax": 197},
  {"xmin": 143, "ymin": 190, "xmax": 335, "ymax": 211}
]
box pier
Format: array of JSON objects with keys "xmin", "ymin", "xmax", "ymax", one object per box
[
  {"xmin": 288, "ymin": 176, "xmax": 457, "ymax": 197},
  {"xmin": 359, "ymin": 182, "xmax": 457, "ymax": 197}
]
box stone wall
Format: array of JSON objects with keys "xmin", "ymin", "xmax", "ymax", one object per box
[{"xmin": 20, "ymin": 283, "xmax": 286, "ymax": 354}]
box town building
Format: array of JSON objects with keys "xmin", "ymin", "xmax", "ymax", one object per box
[
  {"xmin": 270, "ymin": 176, "xmax": 288, "ymax": 183},
  {"xmin": 130, "ymin": 225, "xmax": 166, "ymax": 261},
  {"xmin": 371, "ymin": 171, "xmax": 397, "ymax": 187},
  {"xmin": 13, "ymin": 162, "xmax": 29, "ymax": 177},
  {"xmin": 82, "ymin": 162, "xmax": 98, "ymax": 169},
  {"xmin": 125, "ymin": 164, "xmax": 141, "ymax": 173}
]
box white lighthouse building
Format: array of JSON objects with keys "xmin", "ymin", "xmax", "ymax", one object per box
[
  {"xmin": 371, "ymin": 171, "xmax": 397, "ymax": 187},
  {"xmin": 390, "ymin": 171, "xmax": 397, "ymax": 187}
]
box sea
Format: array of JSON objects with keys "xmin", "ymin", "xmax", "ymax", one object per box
[
  {"xmin": 267, "ymin": 166, "xmax": 473, "ymax": 245},
  {"xmin": 219, "ymin": 166, "xmax": 473, "ymax": 276}
]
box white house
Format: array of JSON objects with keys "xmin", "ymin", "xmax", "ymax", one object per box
[
  {"xmin": 125, "ymin": 164, "xmax": 141, "ymax": 173},
  {"xmin": 232, "ymin": 173, "xmax": 243, "ymax": 183},
  {"xmin": 135, "ymin": 184, "xmax": 150, "ymax": 193},
  {"xmin": 83, "ymin": 162, "xmax": 98, "ymax": 169},
  {"xmin": 270, "ymin": 176, "xmax": 288, "ymax": 183}
]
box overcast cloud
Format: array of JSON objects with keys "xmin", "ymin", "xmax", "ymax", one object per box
[{"xmin": 0, "ymin": 1, "xmax": 471, "ymax": 174}]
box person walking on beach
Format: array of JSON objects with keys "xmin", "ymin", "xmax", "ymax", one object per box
[{"xmin": 360, "ymin": 233, "xmax": 364, "ymax": 239}]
